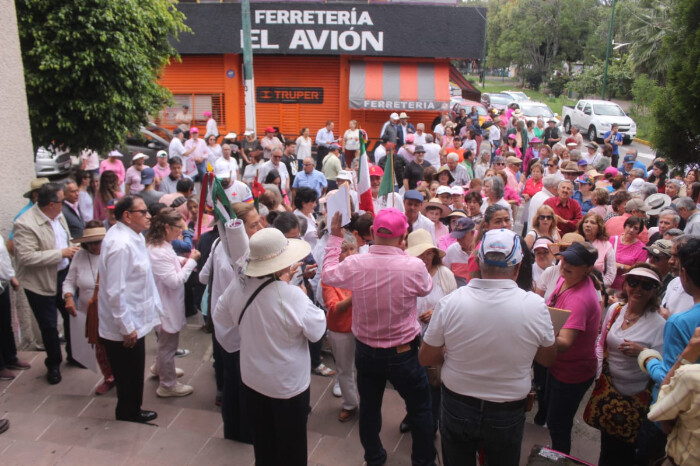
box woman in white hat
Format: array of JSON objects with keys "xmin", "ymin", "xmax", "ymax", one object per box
[
  {"xmin": 98, "ymin": 150, "xmax": 126, "ymax": 186},
  {"xmin": 215, "ymin": 227, "xmax": 326, "ymax": 465},
  {"xmin": 62, "ymin": 221, "xmax": 114, "ymax": 395},
  {"xmin": 125, "ymin": 153, "xmax": 147, "ymax": 195},
  {"xmin": 594, "ymin": 263, "xmax": 665, "ymax": 465}
]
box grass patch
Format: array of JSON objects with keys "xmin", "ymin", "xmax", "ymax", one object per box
[
  {"xmin": 628, "ymin": 112, "xmax": 653, "ymax": 141},
  {"xmin": 470, "ymin": 79, "xmax": 578, "ymax": 116}
]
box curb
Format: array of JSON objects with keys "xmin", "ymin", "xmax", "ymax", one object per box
[{"xmin": 634, "ymin": 137, "xmax": 651, "ymax": 146}]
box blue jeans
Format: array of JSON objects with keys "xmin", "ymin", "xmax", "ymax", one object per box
[
  {"xmin": 545, "ymin": 373, "xmax": 593, "ymax": 454},
  {"xmin": 440, "ymin": 385, "xmax": 526, "ymax": 466},
  {"xmin": 355, "ymin": 338, "xmax": 436, "ymax": 466}
]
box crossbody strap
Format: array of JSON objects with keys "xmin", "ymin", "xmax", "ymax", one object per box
[{"xmin": 238, "ymin": 277, "xmax": 276, "ymax": 326}]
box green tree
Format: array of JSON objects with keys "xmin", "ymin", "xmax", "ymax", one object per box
[
  {"xmin": 16, "ymin": 0, "xmax": 188, "ymax": 153},
  {"xmin": 487, "ymin": 0, "xmax": 600, "ymax": 86},
  {"xmin": 650, "ymin": 0, "xmax": 700, "ymax": 166}
]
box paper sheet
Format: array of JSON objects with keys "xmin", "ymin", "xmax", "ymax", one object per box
[
  {"xmin": 326, "ymin": 184, "xmax": 352, "ymax": 227},
  {"xmin": 548, "ymin": 307, "xmax": 572, "ymax": 334},
  {"xmin": 69, "ymin": 312, "xmax": 98, "ymax": 373}
]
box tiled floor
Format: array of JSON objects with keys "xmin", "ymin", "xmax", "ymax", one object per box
[{"xmin": 0, "ymin": 320, "xmax": 601, "ymax": 465}]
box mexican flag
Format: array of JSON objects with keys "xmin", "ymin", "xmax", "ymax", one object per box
[
  {"xmin": 357, "ymin": 131, "xmax": 375, "ymax": 216},
  {"xmin": 378, "ymin": 148, "xmax": 395, "ymax": 198}
]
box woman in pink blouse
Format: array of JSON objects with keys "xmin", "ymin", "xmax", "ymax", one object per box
[
  {"xmin": 99, "ymin": 150, "xmax": 126, "ymax": 185},
  {"xmin": 93, "ymin": 170, "xmax": 123, "ymax": 221},
  {"xmin": 609, "ymin": 216, "xmax": 648, "ymax": 290},
  {"xmin": 146, "ymin": 208, "xmax": 200, "ymax": 398}
]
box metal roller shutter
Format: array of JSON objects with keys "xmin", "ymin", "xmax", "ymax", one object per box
[{"xmin": 250, "ymin": 56, "xmax": 340, "ymax": 138}]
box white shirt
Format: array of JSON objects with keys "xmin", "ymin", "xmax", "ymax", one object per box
[
  {"xmin": 215, "ymin": 276, "xmax": 326, "ymax": 399},
  {"xmin": 294, "ymin": 209, "xmax": 318, "ymax": 249},
  {"xmin": 169, "ymin": 137, "xmax": 186, "ymax": 159},
  {"xmin": 78, "ymin": 191, "xmax": 94, "ymax": 222},
  {"xmin": 373, "ymin": 192, "xmax": 404, "ymax": 214},
  {"xmin": 259, "ymin": 160, "xmax": 290, "ymax": 192},
  {"xmin": 224, "ymin": 180, "xmax": 253, "ymax": 204},
  {"xmin": 206, "ymin": 118, "xmax": 219, "ymax": 137},
  {"xmin": 242, "ymin": 161, "xmax": 265, "ymax": 184},
  {"xmin": 413, "ymin": 132, "xmax": 427, "ymax": 146},
  {"xmin": 663, "ymin": 277, "xmax": 695, "ymax": 316},
  {"xmin": 536, "ymin": 264, "xmax": 561, "ymax": 303},
  {"xmin": 480, "ymin": 198, "xmax": 513, "ymax": 221},
  {"xmin": 62, "ymin": 249, "xmax": 98, "ymax": 315},
  {"xmin": 148, "ymin": 243, "xmax": 196, "ymax": 334},
  {"xmin": 39, "ymin": 210, "xmax": 69, "ymax": 271},
  {"xmin": 488, "ymin": 125, "xmax": 500, "ymax": 143},
  {"xmin": 443, "ymin": 242, "xmax": 469, "ymax": 271},
  {"xmin": 462, "ymin": 139, "xmax": 477, "ymax": 155},
  {"xmin": 434, "ymin": 123, "xmax": 446, "ymax": 137},
  {"xmin": 423, "ymin": 142, "xmax": 442, "ymax": 170},
  {"xmin": 412, "ymin": 214, "xmax": 437, "ymax": 245},
  {"xmin": 98, "ymin": 222, "xmax": 162, "ymax": 341},
  {"xmin": 215, "ymin": 157, "xmax": 239, "ymax": 181},
  {"xmin": 602, "ymin": 303, "xmax": 665, "ymax": 396},
  {"xmin": 373, "ymin": 144, "xmax": 387, "ymax": 163},
  {"xmin": 0, "ymin": 236, "xmax": 15, "ymax": 283},
  {"xmin": 315, "ymin": 127, "xmax": 335, "ymax": 148},
  {"xmin": 295, "ymin": 136, "xmax": 312, "ymax": 160},
  {"xmin": 423, "ymin": 278, "xmax": 555, "ymax": 402},
  {"xmin": 200, "ymin": 239, "xmax": 238, "ymax": 351}
]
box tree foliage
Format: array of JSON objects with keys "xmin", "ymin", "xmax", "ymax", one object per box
[
  {"xmin": 16, "ymin": 0, "xmax": 189, "ymax": 153},
  {"xmin": 568, "ymin": 57, "xmax": 634, "ymax": 99},
  {"xmin": 487, "ymin": 0, "xmax": 599, "ymax": 82},
  {"xmin": 650, "ymin": 0, "xmax": 700, "ymax": 166}
]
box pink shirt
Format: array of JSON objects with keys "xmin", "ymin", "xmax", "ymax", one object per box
[
  {"xmin": 609, "ymin": 236, "xmax": 648, "ymax": 289},
  {"xmin": 153, "ymin": 164, "xmax": 170, "ymax": 190},
  {"xmin": 322, "ymin": 235, "xmax": 432, "ymax": 348},
  {"xmin": 438, "ymin": 234, "xmax": 456, "ymax": 251},
  {"xmin": 99, "ymin": 159, "xmax": 126, "ymax": 184},
  {"xmin": 125, "ymin": 166, "xmax": 144, "ymax": 194},
  {"xmin": 548, "ymin": 276, "xmax": 601, "ymax": 384}
]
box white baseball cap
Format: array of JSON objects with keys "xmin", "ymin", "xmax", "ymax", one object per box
[
  {"xmin": 478, "ymin": 229, "xmax": 523, "ymax": 266},
  {"xmin": 436, "ymin": 186, "xmax": 452, "ymax": 196}
]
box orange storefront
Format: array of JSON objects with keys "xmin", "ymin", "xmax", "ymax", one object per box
[{"xmin": 158, "ymin": 3, "xmax": 484, "ymax": 147}]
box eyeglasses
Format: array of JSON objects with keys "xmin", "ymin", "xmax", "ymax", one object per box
[
  {"xmin": 539, "ymin": 215, "xmax": 553, "ymax": 221},
  {"xmin": 626, "ymin": 277, "xmax": 658, "ymax": 291},
  {"xmin": 128, "ymin": 209, "xmax": 149, "ymax": 215},
  {"xmin": 494, "ymin": 162, "xmax": 505, "ymax": 166}
]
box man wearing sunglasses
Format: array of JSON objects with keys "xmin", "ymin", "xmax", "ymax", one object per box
[{"xmin": 98, "ymin": 196, "xmax": 161, "ymax": 424}]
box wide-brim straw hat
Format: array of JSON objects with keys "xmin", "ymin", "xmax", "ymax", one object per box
[
  {"xmin": 406, "ymin": 229, "xmax": 445, "ymax": 259},
  {"xmin": 23, "ymin": 177, "xmax": 49, "ymax": 198},
  {"xmin": 548, "ymin": 232, "xmax": 585, "ymax": 255},
  {"xmin": 645, "ymin": 193, "xmax": 672, "ymax": 216},
  {"xmin": 421, "ymin": 198, "xmax": 452, "ymax": 218},
  {"xmin": 434, "ymin": 166, "xmax": 455, "ymax": 184},
  {"xmin": 72, "ymin": 227, "xmax": 107, "ymax": 244},
  {"xmin": 244, "ymin": 228, "xmax": 311, "ymax": 277}
]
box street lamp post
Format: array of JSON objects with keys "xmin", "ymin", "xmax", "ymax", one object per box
[{"xmin": 601, "ymin": 0, "xmax": 617, "ymax": 100}]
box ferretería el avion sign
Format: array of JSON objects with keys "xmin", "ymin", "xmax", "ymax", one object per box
[{"xmin": 175, "ymin": 3, "xmax": 485, "ymax": 59}]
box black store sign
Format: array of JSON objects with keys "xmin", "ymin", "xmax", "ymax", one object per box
[{"xmin": 256, "ymin": 87, "xmax": 324, "ymax": 104}]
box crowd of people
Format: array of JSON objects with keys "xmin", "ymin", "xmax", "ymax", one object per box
[{"xmin": 1, "ymin": 106, "xmax": 700, "ymax": 466}]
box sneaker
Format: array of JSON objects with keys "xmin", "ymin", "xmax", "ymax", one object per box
[
  {"xmin": 338, "ymin": 407, "xmax": 357, "ymax": 422},
  {"xmin": 156, "ymin": 382, "xmax": 194, "ymax": 398},
  {"xmin": 7, "ymin": 359, "xmax": 31, "ymax": 371},
  {"xmin": 95, "ymin": 378, "xmax": 115, "ymax": 395},
  {"xmin": 149, "ymin": 363, "xmax": 184, "ymax": 378},
  {"xmin": 175, "ymin": 349, "xmax": 190, "ymax": 358},
  {"xmin": 332, "ymin": 380, "xmax": 342, "ymax": 398},
  {"xmin": 312, "ymin": 364, "xmax": 335, "ymax": 377},
  {"xmin": 0, "ymin": 368, "xmax": 17, "ymax": 381}
]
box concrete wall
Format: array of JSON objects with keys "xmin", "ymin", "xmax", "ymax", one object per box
[{"xmin": 0, "ymin": 0, "xmax": 36, "ymax": 238}]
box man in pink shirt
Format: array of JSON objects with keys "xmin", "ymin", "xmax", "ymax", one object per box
[{"xmin": 323, "ymin": 209, "xmax": 435, "ymax": 466}]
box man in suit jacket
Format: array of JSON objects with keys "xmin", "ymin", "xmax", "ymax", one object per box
[
  {"xmin": 13, "ymin": 183, "xmax": 80, "ymax": 384},
  {"xmin": 61, "ymin": 181, "xmax": 84, "ymax": 239}
]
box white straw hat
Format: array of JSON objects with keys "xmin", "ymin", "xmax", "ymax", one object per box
[
  {"xmin": 244, "ymin": 228, "xmax": 311, "ymax": 277},
  {"xmin": 406, "ymin": 228, "xmax": 445, "ymax": 259}
]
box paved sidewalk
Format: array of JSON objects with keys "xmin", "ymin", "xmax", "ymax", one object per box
[{"xmin": 0, "ymin": 318, "xmax": 600, "ymax": 465}]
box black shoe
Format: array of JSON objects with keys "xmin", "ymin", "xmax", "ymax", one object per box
[
  {"xmin": 0, "ymin": 418, "xmax": 9, "ymax": 435},
  {"xmin": 118, "ymin": 410, "xmax": 158, "ymax": 424},
  {"xmin": 534, "ymin": 410, "xmax": 547, "ymax": 426},
  {"xmin": 399, "ymin": 415, "xmax": 411, "ymax": 434},
  {"xmin": 47, "ymin": 368, "xmax": 62, "ymax": 385}
]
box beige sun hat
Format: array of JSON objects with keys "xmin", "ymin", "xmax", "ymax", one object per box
[
  {"xmin": 72, "ymin": 227, "xmax": 107, "ymax": 244},
  {"xmin": 406, "ymin": 228, "xmax": 445, "ymax": 259},
  {"xmin": 421, "ymin": 198, "xmax": 452, "ymax": 218},
  {"xmin": 244, "ymin": 228, "xmax": 311, "ymax": 277},
  {"xmin": 23, "ymin": 177, "xmax": 50, "ymax": 198}
]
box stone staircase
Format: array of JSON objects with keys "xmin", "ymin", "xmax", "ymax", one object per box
[{"xmin": 0, "ymin": 322, "xmax": 600, "ymax": 465}]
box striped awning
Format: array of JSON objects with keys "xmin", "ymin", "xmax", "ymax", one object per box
[{"xmin": 349, "ymin": 61, "xmax": 451, "ymax": 111}]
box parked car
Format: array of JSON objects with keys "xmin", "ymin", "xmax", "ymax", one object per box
[
  {"xmin": 34, "ymin": 146, "xmax": 73, "ymax": 178},
  {"xmin": 502, "ymin": 90, "xmax": 530, "ymax": 102},
  {"xmin": 449, "ymin": 98, "xmax": 492, "ymax": 127},
  {"xmin": 518, "ymin": 101, "xmax": 561, "ymax": 127},
  {"xmin": 481, "ymin": 92, "xmax": 513, "ymax": 110},
  {"xmin": 561, "ymin": 99, "xmax": 636, "ymax": 143},
  {"xmin": 119, "ymin": 125, "xmax": 173, "ymax": 167}
]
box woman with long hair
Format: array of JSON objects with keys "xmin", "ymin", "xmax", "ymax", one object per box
[
  {"xmin": 75, "ymin": 169, "xmax": 94, "ymax": 222},
  {"xmin": 93, "ymin": 170, "xmax": 122, "ymax": 221},
  {"xmin": 647, "ymin": 160, "xmax": 668, "ymax": 193},
  {"xmin": 610, "ymin": 216, "xmax": 648, "ymax": 290},
  {"xmin": 441, "ymin": 125, "xmax": 455, "ymax": 150},
  {"xmin": 594, "ymin": 263, "xmax": 665, "ymax": 465},
  {"xmin": 578, "ymin": 212, "xmax": 616, "ymax": 288},
  {"xmin": 205, "ymin": 133, "xmax": 222, "ymax": 165},
  {"xmin": 525, "ymin": 205, "xmax": 559, "ymax": 249},
  {"xmin": 146, "ymin": 208, "xmax": 200, "ymax": 398}
]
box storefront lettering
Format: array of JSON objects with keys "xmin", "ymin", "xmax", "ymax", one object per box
[
  {"xmin": 363, "ymin": 100, "xmax": 439, "ymax": 111},
  {"xmin": 254, "ymin": 9, "xmax": 373, "ymax": 26},
  {"xmin": 257, "ymin": 87, "xmax": 324, "ymax": 104},
  {"xmin": 241, "ymin": 30, "xmax": 280, "ymax": 50},
  {"xmin": 289, "ymin": 30, "xmax": 383, "ymax": 52}
]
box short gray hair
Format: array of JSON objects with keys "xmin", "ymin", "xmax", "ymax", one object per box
[
  {"xmin": 425, "ymin": 134, "xmax": 434, "ymax": 143},
  {"xmin": 630, "ymin": 168, "xmax": 646, "ymax": 178},
  {"xmin": 480, "ymin": 252, "xmax": 517, "ymax": 278},
  {"xmin": 485, "ymin": 176, "xmax": 504, "ymax": 199},
  {"xmin": 659, "ymin": 209, "xmax": 680, "ymax": 226},
  {"xmin": 668, "ymin": 179, "xmax": 683, "ymax": 189},
  {"xmin": 446, "ymin": 153, "xmax": 459, "ymax": 163},
  {"xmin": 675, "ymin": 197, "xmax": 697, "ymax": 211},
  {"xmin": 640, "ymin": 182, "xmax": 658, "ymax": 198},
  {"xmin": 543, "ymin": 175, "xmax": 559, "ymax": 189}
]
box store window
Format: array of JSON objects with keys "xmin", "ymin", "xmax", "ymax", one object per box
[{"xmin": 157, "ymin": 94, "xmax": 225, "ymax": 130}]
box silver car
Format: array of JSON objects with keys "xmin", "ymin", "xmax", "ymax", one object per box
[{"xmin": 34, "ymin": 146, "xmax": 73, "ymax": 177}]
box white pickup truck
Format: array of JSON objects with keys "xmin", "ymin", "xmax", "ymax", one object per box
[{"xmin": 562, "ymin": 99, "xmax": 637, "ymax": 144}]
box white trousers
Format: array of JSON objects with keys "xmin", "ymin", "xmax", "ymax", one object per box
[{"xmin": 327, "ymin": 330, "xmax": 358, "ymax": 410}]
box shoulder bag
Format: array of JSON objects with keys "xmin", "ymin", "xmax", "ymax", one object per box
[
  {"xmin": 238, "ymin": 277, "xmax": 275, "ymax": 326},
  {"xmin": 582, "ymin": 303, "xmax": 653, "ymax": 442}
]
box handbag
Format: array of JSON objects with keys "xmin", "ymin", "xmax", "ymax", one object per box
[
  {"xmin": 582, "ymin": 304, "xmax": 653, "ymax": 442},
  {"xmin": 85, "ymin": 274, "xmax": 100, "ymax": 345}
]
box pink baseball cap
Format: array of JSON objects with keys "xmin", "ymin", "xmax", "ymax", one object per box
[
  {"xmin": 203, "ymin": 111, "xmax": 212, "ymax": 117},
  {"xmin": 405, "ymin": 134, "xmax": 415, "ymax": 144},
  {"xmin": 190, "ymin": 127, "xmax": 199, "ymax": 133},
  {"xmin": 604, "ymin": 166, "xmax": 619, "ymax": 177},
  {"xmin": 372, "ymin": 208, "xmax": 408, "ymax": 238}
]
